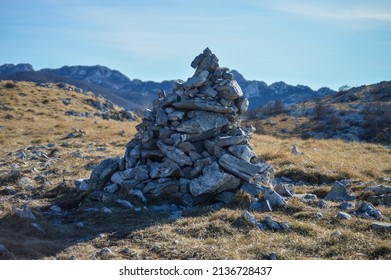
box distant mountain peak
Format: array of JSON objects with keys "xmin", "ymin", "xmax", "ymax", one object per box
[
  {"xmin": 0, "ymin": 63, "xmax": 34, "ymax": 74},
  {"xmin": 0, "ymin": 63, "xmax": 337, "ymax": 111}
]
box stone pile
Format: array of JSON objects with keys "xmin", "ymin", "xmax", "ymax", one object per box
[{"xmin": 87, "ymin": 48, "xmax": 273, "ymax": 208}]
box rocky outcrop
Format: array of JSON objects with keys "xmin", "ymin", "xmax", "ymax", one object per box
[{"xmin": 86, "ymin": 48, "xmax": 273, "ymax": 207}]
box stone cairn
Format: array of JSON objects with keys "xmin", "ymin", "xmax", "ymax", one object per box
[{"xmin": 87, "ymin": 48, "xmax": 274, "ymax": 208}]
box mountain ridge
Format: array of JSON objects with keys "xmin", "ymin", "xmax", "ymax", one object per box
[{"xmin": 0, "ymin": 62, "xmax": 339, "ymax": 111}]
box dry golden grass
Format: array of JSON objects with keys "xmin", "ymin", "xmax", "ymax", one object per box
[
  {"xmin": 0, "ymin": 81, "xmax": 390, "ymax": 260},
  {"xmin": 251, "ymin": 134, "xmax": 391, "ymax": 183}
]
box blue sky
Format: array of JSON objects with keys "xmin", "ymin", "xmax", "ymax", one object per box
[{"xmin": 1, "ymin": 0, "xmax": 390, "ymax": 90}]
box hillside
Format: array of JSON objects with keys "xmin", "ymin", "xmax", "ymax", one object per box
[
  {"xmin": 246, "ymin": 81, "xmax": 391, "ymax": 143},
  {"xmin": 0, "ymin": 63, "xmax": 335, "ymax": 112},
  {"xmin": 0, "ymin": 81, "xmax": 390, "ymax": 260}
]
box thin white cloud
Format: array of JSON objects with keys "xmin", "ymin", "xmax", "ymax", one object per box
[{"xmin": 253, "ymin": 0, "xmax": 391, "ymax": 22}]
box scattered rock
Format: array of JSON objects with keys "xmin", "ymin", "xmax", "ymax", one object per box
[
  {"xmin": 17, "ymin": 177, "xmax": 35, "ymax": 188},
  {"xmin": 365, "ymin": 185, "xmax": 391, "ymax": 195},
  {"xmin": 337, "ymin": 211, "xmax": 352, "ymax": 220},
  {"xmin": 355, "ymin": 201, "xmax": 382, "ymax": 219},
  {"xmin": 274, "ymin": 184, "xmax": 294, "ymax": 197},
  {"xmin": 99, "ymin": 247, "xmax": 113, "ymax": 255},
  {"xmin": 371, "ymin": 222, "xmax": 391, "ymax": 231},
  {"xmin": 340, "ymin": 202, "xmax": 354, "ymax": 210},
  {"xmin": 264, "ymin": 189, "xmax": 287, "ymax": 209},
  {"xmin": 317, "ymin": 199, "xmax": 329, "ymax": 208},
  {"xmin": 14, "ymin": 205, "xmax": 36, "ymax": 221},
  {"xmin": 242, "ymin": 210, "xmax": 258, "ymax": 226},
  {"xmin": 116, "ymin": 199, "xmax": 135, "ymax": 209},
  {"xmin": 324, "ymin": 180, "xmax": 355, "ymax": 202},
  {"xmin": 291, "ymin": 145, "xmax": 301, "ymax": 155},
  {"xmin": 316, "ymin": 212, "xmax": 324, "ymax": 219},
  {"xmin": 262, "ymin": 216, "xmax": 290, "ymax": 231}
]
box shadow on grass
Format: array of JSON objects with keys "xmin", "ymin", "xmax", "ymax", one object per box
[{"xmin": 0, "ymin": 189, "xmax": 229, "ymax": 259}]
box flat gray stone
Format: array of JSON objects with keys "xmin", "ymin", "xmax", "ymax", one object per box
[
  {"xmin": 216, "ymin": 135, "xmax": 247, "ymax": 147},
  {"xmin": 219, "ymin": 153, "xmax": 266, "ymax": 181},
  {"xmin": 216, "ymin": 80, "xmax": 243, "ymax": 100},
  {"xmin": 183, "ymin": 75, "xmax": 207, "ymax": 90},
  {"xmin": 228, "ymin": 144, "xmax": 255, "ymax": 162},
  {"xmin": 157, "ymin": 141, "xmax": 192, "ymax": 167},
  {"xmin": 173, "ymin": 99, "xmax": 235, "ymax": 114},
  {"xmin": 176, "ymin": 110, "xmax": 229, "ymax": 134},
  {"xmin": 189, "ymin": 163, "xmax": 240, "ymax": 196},
  {"xmin": 89, "ymin": 158, "xmax": 119, "ymax": 190},
  {"xmin": 156, "ymin": 109, "xmax": 168, "ymax": 125}
]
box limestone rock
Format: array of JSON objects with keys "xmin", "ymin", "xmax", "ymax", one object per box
[
  {"xmin": 264, "ymin": 189, "xmax": 287, "ymax": 209},
  {"xmin": 219, "ymin": 153, "xmax": 266, "ymax": 181},
  {"xmin": 176, "ymin": 110, "xmax": 229, "ymax": 134},
  {"xmin": 355, "ymin": 201, "xmax": 383, "ymax": 219},
  {"xmin": 173, "ymin": 99, "xmax": 235, "ymax": 114},
  {"xmin": 371, "ymin": 222, "xmax": 391, "ymax": 231},
  {"xmin": 189, "ymin": 163, "xmax": 240, "ymax": 196},
  {"xmin": 337, "ymin": 211, "xmax": 352, "ymax": 220},
  {"xmin": 228, "ymin": 144, "xmax": 255, "ymax": 162},
  {"xmin": 216, "ymin": 80, "xmax": 243, "ymax": 100},
  {"xmin": 157, "ymin": 141, "xmax": 192, "ymax": 167},
  {"xmin": 89, "ymin": 158, "xmax": 119, "ymax": 190},
  {"xmin": 324, "ymin": 181, "xmax": 356, "ymax": 202}
]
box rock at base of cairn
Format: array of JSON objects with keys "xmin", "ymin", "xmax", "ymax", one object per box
[{"xmin": 87, "ymin": 48, "xmax": 274, "ymax": 208}]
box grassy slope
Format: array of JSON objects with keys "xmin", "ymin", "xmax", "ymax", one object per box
[{"xmin": 0, "ymin": 81, "xmax": 390, "ymax": 260}]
